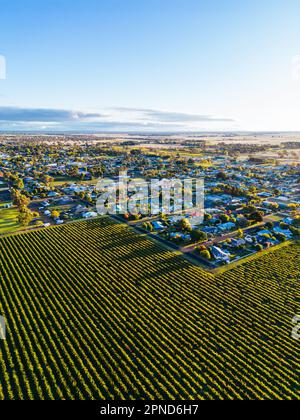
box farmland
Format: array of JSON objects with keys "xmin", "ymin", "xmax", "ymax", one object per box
[{"xmin": 0, "ymin": 217, "xmax": 299, "ymax": 400}]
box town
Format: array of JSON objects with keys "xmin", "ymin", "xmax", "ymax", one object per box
[{"xmin": 0, "ymin": 133, "xmax": 299, "ymax": 270}]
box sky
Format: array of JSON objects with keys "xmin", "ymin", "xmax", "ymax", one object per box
[{"xmin": 0, "ymin": 0, "xmax": 300, "ymax": 132}]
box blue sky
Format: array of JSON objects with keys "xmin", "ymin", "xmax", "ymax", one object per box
[{"xmin": 0, "ymin": 0, "xmax": 300, "ymax": 132}]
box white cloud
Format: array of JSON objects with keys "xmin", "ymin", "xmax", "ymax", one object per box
[{"xmin": 0, "ymin": 106, "xmax": 236, "ymax": 132}]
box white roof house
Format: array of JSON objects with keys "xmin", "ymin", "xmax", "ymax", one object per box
[
  {"xmin": 211, "ymin": 246, "xmax": 231, "ymax": 263},
  {"xmin": 82, "ymin": 212, "xmax": 98, "ymax": 219}
]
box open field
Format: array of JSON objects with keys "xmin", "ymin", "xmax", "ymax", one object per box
[
  {"xmin": 0, "ymin": 207, "xmax": 23, "ymax": 235},
  {"xmin": 0, "ymin": 217, "xmax": 299, "ymax": 399},
  {"xmin": 52, "ymin": 177, "xmax": 96, "ymax": 187}
]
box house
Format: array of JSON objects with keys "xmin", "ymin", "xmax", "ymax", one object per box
[
  {"xmin": 276, "ymin": 196, "xmax": 289, "ymax": 202},
  {"xmin": 273, "ymin": 227, "xmax": 292, "ymax": 239},
  {"xmin": 245, "ymin": 235, "xmax": 254, "ymax": 244},
  {"xmin": 48, "ymin": 191, "xmax": 59, "ymax": 198},
  {"xmin": 283, "ymin": 217, "xmax": 294, "ymax": 226},
  {"xmin": 152, "ymin": 221, "xmax": 165, "ymax": 231},
  {"xmin": 82, "ymin": 211, "xmax": 98, "ymax": 219},
  {"xmin": 217, "ymin": 222, "xmax": 236, "ymax": 233},
  {"xmin": 211, "ymin": 246, "xmax": 231, "ymax": 263},
  {"xmin": 170, "ymin": 232, "xmax": 191, "ymax": 241},
  {"xmin": 202, "ymin": 226, "xmax": 218, "ymax": 235},
  {"xmin": 70, "ymin": 205, "xmax": 89, "ymax": 215},
  {"xmin": 257, "ymin": 230, "xmax": 272, "ymax": 236},
  {"xmin": 168, "ymin": 215, "xmax": 183, "ymax": 223},
  {"xmin": 236, "ymin": 217, "xmax": 249, "ymax": 226},
  {"xmin": 257, "ymin": 192, "xmax": 273, "ymax": 198},
  {"xmin": 42, "ymin": 201, "xmax": 50, "ymax": 207},
  {"xmin": 56, "ymin": 197, "xmax": 73, "ymax": 205},
  {"xmin": 231, "ymin": 238, "xmax": 246, "ymax": 247}
]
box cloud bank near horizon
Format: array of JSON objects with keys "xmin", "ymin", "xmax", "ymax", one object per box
[{"xmin": 0, "ymin": 106, "xmax": 236, "ymax": 132}]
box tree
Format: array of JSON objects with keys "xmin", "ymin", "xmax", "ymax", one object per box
[
  {"xmin": 237, "ymin": 217, "xmax": 250, "ymax": 229},
  {"xmin": 269, "ymin": 202, "xmax": 279, "ymax": 211},
  {"xmin": 243, "ymin": 205, "xmax": 257, "ymax": 214},
  {"xmin": 237, "ymin": 229, "xmax": 244, "ymax": 239},
  {"xmin": 280, "ymin": 222, "xmax": 289, "ymax": 230},
  {"xmin": 51, "ymin": 210, "xmax": 60, "ymax": 219},
  {"xmin": 12, "ymin": 190, "xmax": 30, "ymax": 209},
  {"xmin": 198, "ymin": 245, "xmax": 207, "ymax": 251},
  {"xmin": 18, "ymin": 209, "xmax": 34, "ymax": 226},
  {"xmin": 86, "ymin": 194, "xmax": 93, "ymax": 204},
  {"xmin": 290, "ymin": 226, "xmax": 300, "ymax": 236},
  {"xmin": 199, "ymin": 249, "xmax": 211, "ymax": 260},
  {"xmin": 204, "ymin": 213, "xmax": 212, "ymax": 222},
  {"xmin": 148, "ymin": 222, "xmax": 154, "ymax": 232},
  {"xmin": 250, "ymin": 211, "xmax": 264, "ymax": 223},
  {"xmin": 293, "ymin": 217, "xmax": 300, "ymax": 228},
  {"xmin": 42, "ymin": 175, "xmax": 54, "ymax": 187},
  {"xmin": 16, "ymin": 179, "xmax": 24, "ymax": 189},
  {"xmin": 265, "ymin": 222, "xmax": 274, "ymax": 230},
  {"xmin": 219, "ymin": 214, "xmax": 230, "ymax": 223},
  {"xmin": 68, "ymin": 167, "xmax": 79, "ymax": 178},
  {"xmin": 275, "ymin": 233, "xmax": 287, "ymax": 243},
  {"xmin": 216, "ymin": 171, "xmax": 228, "ymax": 181},
  {"xmin": 191, "ymin": 230, "xmax": 208, "ymax": 243},
  {"xmin": 180, "ymin": 218, "xmax": 192, "ymax": 232}
]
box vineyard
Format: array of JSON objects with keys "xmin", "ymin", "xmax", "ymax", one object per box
[{"xmin": 0, "ymin": 217, "xmax": 299, "ymax": 400}]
